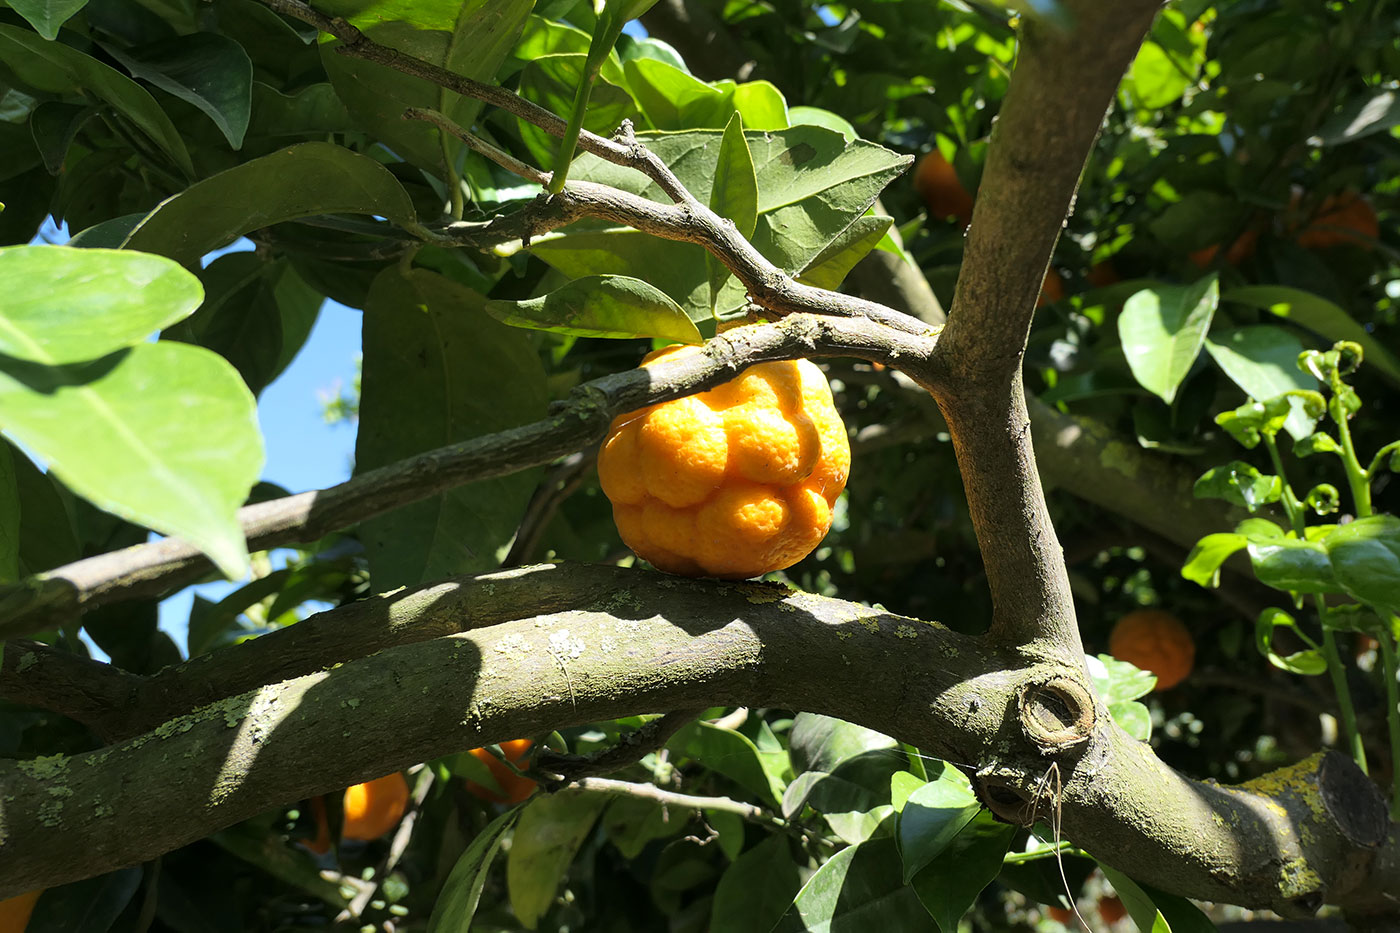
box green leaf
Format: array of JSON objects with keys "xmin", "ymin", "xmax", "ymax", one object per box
[
  {"xmin": 783, "ymin": 769, "xmax": 888, "ymax": 820},
  {"xmin": 8, "ymin": 0, "xmax": 90, "ymax": 39},
  {"xmin": 29, "ymin": 101, "xmax": 95, "ymax": 174},
  {"xmin": 1087, "ymin": 653, "xmax": 1157, "ymax": 704},
  {"xmin": 788, "ymin": 105, "xmax": 858, "ymax": 142},
  {"xmin": 671, "ymin": 720, "xmax": 784, "ymax": 807},
  {"xmin": 1317, "ymin": 89, "xmax": 1400, "ymax": 145},
  {"xmin": 507, "ymin": 790, "xmax": 607, "ymax": 930},
  {"xmin": 1107, "ymin": 700, "xmax": 1153, "ymax": 740},
  {"xmin": 623, "ymin": 57, "xmax": 730, "ymax": 130},
  {"xmin": 706, "ymin": 112, "xmax": 758, "ymax": 308},
  {"xmin": 356, "ymin": 267, "xmax": 546, "ymax": 589},
  {"xmin": 485, "ymin": 274, "xmax": 701, "ymax": 344},
  {"xmin": 1224, "ymin": 285, "xmax": 1400, "ymax": 387},
  {"xmin": 602, "ymin": 795, "xmax": 685, "ymax": 859},
  {"xmin": 1204, "ymin": 326, "xmax": 1319, "ymax": 441},
  {"xmin": 0, "ymin": 443, "xmax": 17, "ymax": 583},
  {"xmin": 1098, "ymin": 865, "xmax": 1219, "ymax": 933},
  {"xmin": 710, "ymin": 834, "xmax": 804, "ymax": 932},
  {"xmin": 1126, "ymin": 40, "xmax": 1193, "ymax": 109},
  {"xmin": 0, "ymin": 341, "xmax": 261, "ymax": 578},
  {"xmin": 104, "ymin": 34, "xmax": 253, "ymax": 149},
  {"xmin": 1212, "ymin": 394, "xmax": 1299, "ymax": 449},
  {"xmin": 1294, "ymin": 431, "xmax": 1341, "ymax": 458},
  {"xmin": 797, "ymin": 214, "xmax": 893, "ymax": 291},
  {"xmin": 318, "ymin": 0, "xmax": 533, "ymax": 175},
  {"xmin": 909, "ymin": 812, "xmax": 1015, "ymax": 932},
  {"xmin": 9, "ymin": 441, "xmax": 80, "ymax": 575},
  {"xmin": 896, "ymin": 769, "xmax": 979, "ymax": 882},
  {"xmin": 27, "ymin": 867, "xmax": 142, "ymax": 933},
  {"xmin": 1248, "ymin": 538, "xmax": 1338, "ymax": 596},
  {"xmin": 1181, "ymin": 533, "xmax": 1247, "ymax": 588},
  {"xmin": 0, "ymin": 246, "xmax": 203, "ymax": 364},
  {"xmin": 1193, "ymin": 461, "xmax": 1282, "ymax": 513},
  {"xmin": 772, "ymin": 837, "xmax": 930, "ymax": 933},
  {"xmin": 827, "ymin": 806, "xmax": 895, "ymax": 845},
  {"xmin": 1118, "ymin": 277, "xmax": 1218, "ymax": 404},
  {"xmin": 1322, "ymin": 515, "xmax": 1400, "ymax": 617},
  {"xmin": 124, "ymin": 141, "xmax": 416, "ymax": 266},
  {"xmin": 788, "ymin": 713, "xmax": 898, "ymax": 775},
  {"xmin": 428, "ymin": 808, "xmax": 520, "ymax": 933},
  {"xmin": 1254, "ymin": 607, "xmax": 1327, "ymax": 672},
  {"xmin": 0, "ymin": 24, "xmax": 194, "ymax": 177}
]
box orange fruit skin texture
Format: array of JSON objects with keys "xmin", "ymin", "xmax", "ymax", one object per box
[
  {"xmin": 465, "ymin": 738, "xmax": 536, "ymax": 805},
  {"xmin": 598, "ymin": 343, "xmax": 851, "ymax": 579},
  {"xmin": 0, "ymin": 890, "xmax": 39, "ymax": 932},
  {"xmin": 341, "ymin": 772, "xmax": 410, "ymax": 842},
  {"xmin": 1108, "ymin": 609, "xmax": 1195, "ymax": 691},
  {"xmin": 914, "ymin": 151, "xmax": 975, "ymax": 228}
]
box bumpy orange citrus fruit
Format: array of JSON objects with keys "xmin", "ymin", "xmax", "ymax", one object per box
[
  {"xmin": 465, "ymin": 738, "xmax": 536, "ymax": 805},
  {"xmin": 1108, "ymin": 609, "xmax": 1194, "ymax": 691},
  {"xmin": 341, "ymin": 772, "xmax": 410, "ymax": 842},
  {"xmin": 598, "ymin": 341, "xmax": 850, "ymax": 579}
]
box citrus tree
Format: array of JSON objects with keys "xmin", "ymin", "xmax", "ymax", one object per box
[{"xmin": 0, "ymin": 0, "xmax": 1397, "ymax": 930}]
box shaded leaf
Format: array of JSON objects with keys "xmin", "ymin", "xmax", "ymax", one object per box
[
  {"xmin": 104, "ymin": 34, "xmax": 253, "ymax": 148},
  {"xmin": 507, "ymin": 790, "xmax": 607, "ymax": 930},
  {"xmin": 671, "ymin": 720, "xmax": 784, "ymax": 807},
  {"xmin": 427, "ymin": 808, "xmax": 519, "ymax": 933},
  {"xmin": 1322, "ymin": 514, "xmax": 1400, "ymax": 617},
  {"xmin": 1224, "ymin": 285, "xmax": 1400, "ymax": 386},
  {"xmin": 9, "ymin": 0, "xmax": 90, "ymax": 39},
  {"xmin": 1098, "ymin": 865, "xmax": 1219, "ymax": 933},
  {"xmin": 1317, "ymin": 89, "xmax": 1400, "ymax": 145},
  {"xmin": 0, "ymin": 443, "xmax": 17, "ymax": 582},
  {"xmin": 909, "ymin": 812, "xmax": 1015, "ymax": 932},
  {"xmin": 709, "ymin": 834, "xmax": 802, "ymax": 933},
  {"xmin": 896, "ymin": 768, "xmax": 979, "ymax": 882},
  {"xmin": 1193, "ymin": 461, "xmax": 1282, "ymax": 513},
  {"xmin": 1248, "ymin": 538, "xmax": 1338, "ymax": 595},
  {"xmin": 771, "ymin": 837, "xmax": 930, "ymax": 933},
  {"xmin": 27, "ymin": 867, "xmax": 142, "ymax": 933},
  {"xmin": 124, "ymin": 141, "xmax": 416, "ymax": 266}
]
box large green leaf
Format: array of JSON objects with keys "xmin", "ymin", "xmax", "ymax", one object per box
[
  {"xmin": 0, "ymin": 341, "xmax": 262, "ymax": 579},
  {"xmin": 709, "ymin": 834, "xmax": 803, "ymax": 933},
  {"xmin": 896, "ymin": 768, "xmax": 981, "ymax": 882},
  {"xmin": 1317, "ymin": 89, "xmax": 1400, "ymax": 145},
  {"xmin": 427, "ymin": 808, "xmax": 519, "ymax": 933},
  {"xmin": 0, "ymin": 24, "xmax": 194, "ymax": 176},
  {"xmin": 355, "ymin": 266, "xmax": 546, "ymax": 589},
  {"xmin": 706, "ymin": 112, "xmax": 758, "ymax": 308},
  {"xmin": 0, "ymin": 246, "xmax": 203, "ymax": 364},
  {"xmin": 1223, "ymin": 285, "xmax": 1400, "ymax": 386},
  {"xmin": 9, "ymin": 0, "xmax": 90, "ymax": 39},
  {"xmin": 9, "ymin": 441, "xmax": 81, "ymax": 576},
  {"xmin": 671, "ymin": 719, "xmax": 784, "ymax": 807},
  {"xmin": 909, "ymin": 812, "xmax": 1015, "ymax": 932},
  {"xmin": 1118, "ymin": 277, "xmax": 1218, "ymax": 404},
  {"xmin": 771, "ymin": 837, "xmax": 931, "ymax": 933},
  {"xmin": 104, "ymin": 34, "xmax": 253, "ymax": 149},
  {"xmin": 164, "ymin": 252, "xmax": 322, "ymax": 396},
  {"xmin": 318, "ymin": 0, "xmax": 533, "ymax": 175},
  {"xmin": 1098, "ymin": 866, "xmax": 1219, "ymax": 933},
  {"xmin": 788, "ymin": 713, "xmax": 898, "ymax": 775},
  {"xmin": 484, "ymin": 274, "xmax": 701, "ymax": 343},
  {"xmin": 27, "ymin": 867, "xmax": 143, "ymax": 933},
  {"xmin": 123, "ymin": 142, "xmax": 417, "ymax": 265},
  {"xmin": 1323, "ymin": 514, "xmax": 1400, "ymax": 617},
  {"xmin": 507, "ymin": 791, "xmax": 607, "ymax": 930},
  {"xmin": 515, "ymin": 53, "xmax": 639, "ymax": 170},
  {"xmin": 1204, "ymin": 326, "xmax": 1318, "ymax": 440},
  {"xmin": 0, "ymin": 443, "xmax": 17, "ymax": 583}
]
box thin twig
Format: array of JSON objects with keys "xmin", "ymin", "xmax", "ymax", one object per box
[
  {"xmin": 570, "ymin": 776, "xmax": 788, "ymax": 829},
  {"xmin": 404, "ymin": 108, "xmax": 549, "ymax": 186},
  {"xmin": 503, "ymin": 450, "xmax": 595, "ymax": 568}
]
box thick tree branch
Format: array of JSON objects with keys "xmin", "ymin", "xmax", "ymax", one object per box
[
  {"xmin": 918, "ymin": 0, "xmax": 1165, "ymax": 653},
  {"xmin": 0, "ymin": 564, "xmax": 1391, "ymax": 917},
  {"xmin": 0, "ymin": 316, "xmax": 935, "ymax": 638}
]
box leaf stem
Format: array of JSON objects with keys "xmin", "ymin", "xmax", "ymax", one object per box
[
  {"xmin": 1329, "ymin": 382, "xmax": 1372, "ymax": 518},
  {"xmin": 1379, "ymin": 626, "xmax": 1400, "ymax": 819},
  {"xmin": 1313, "ymin": 594, "xmax": 1367, "ymax": 773},
  {"xmin": 1262, "ymin": 435, "xmax": 1305, "ymax": 534},
  {"xmin": 548, "ymin": 65, "xmax": 598, "ymax": 193}
]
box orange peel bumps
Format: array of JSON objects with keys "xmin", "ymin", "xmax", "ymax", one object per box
[{"xmin": 598, "ymin": 341, "xmax": 850, "ymax": 579}]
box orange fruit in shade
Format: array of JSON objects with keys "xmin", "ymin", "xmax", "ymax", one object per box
[
  {"xmin": 1108, "ymin": 609, "xmax": 1195, "ymax": 691},
  {"xmin": 914, "ymin": 150, "xmax": 975, "ymax": 228},
  {"xmin": 1098, "ymin": 895, "xmax": 1128, "ymax": 924},
  {"xmin": 301, "ymin": 794, "xmax": 333, "ymax": 856},
  {"xmin": 1188, "ymin": 228, "xmax": 1259, "ymax": 269},
  {"xmin": 465, "ymin": 738, "xmax": 537, "ymax": 805},
  {"xmin": 341, "ymin": 772, "xmax": 410, "ymax": 842},
  {"xmin": 1294, "ymin": 191, "xmax": 1378, "ymax": 250},
  {"xmin": 597, "ymin": 339, "xmax": 851, "ymax": 579},
  {"xmin": 0, "ymin": 890, "xmax": 40, "ymax": 931},
  {"xmin": 1086, "ymin": 261, "xmax": 1120, "ymax": 288},
  {"xmin": 1047, "ymin": 906, "xmax": 1073, "ymax": 925},
  {"xmin": 1036, "ymin": 269, "xmax": 1066, "ymax": 307}
]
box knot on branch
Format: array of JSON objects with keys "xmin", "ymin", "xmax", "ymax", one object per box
[{"xmin": 1017, "ymin": 676, "xmax": 1094, "ymax": 753}]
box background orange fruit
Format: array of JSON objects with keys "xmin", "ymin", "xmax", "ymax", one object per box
[
  {"xmin": 914, "ymin": 150, "xmax": 975, "ymax": 228},
  {"xmin": 1108, "ymin": 609, "xmax": 1195, "ymax": 690},
  {"xmin": 341, "ymin": 772, "xmax": 410, "ymax": 842},
  {"xmin": 598, "ymin": 340, "xmax": 850, "ymax": 579},
  {"xmin": 0, "ymin": 890, "xmax": 40, "ymax": 932},
  {"xmin": 1294, "ymin": 191, "xmax": 1378, "ymax": 249},
  {"xmin": 464, "ymin": 738, "xmax": 536, "ymax": 805}
]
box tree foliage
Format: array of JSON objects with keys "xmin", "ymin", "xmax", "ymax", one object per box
[{"xmin": 0, "ymin": 0, "xmax": 1398, "ymax": 930}]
